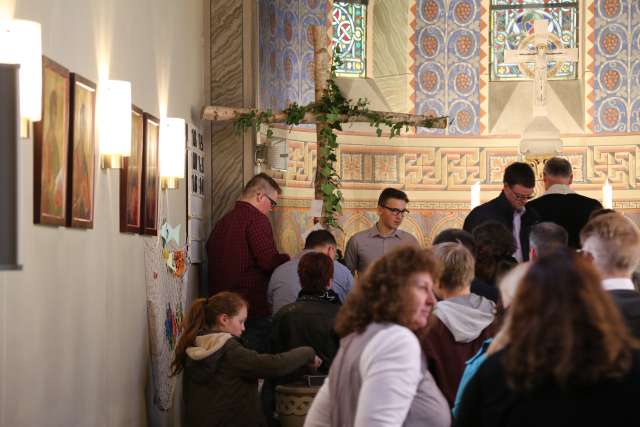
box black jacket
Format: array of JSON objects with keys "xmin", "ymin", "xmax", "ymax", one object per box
[
  {"xmin": 525, "ymin": 191, "xmax": 602, "ymax": 248},
  {"xmin": 610, "ymin": 289, "xmax": 640, "ymax": 338},
  {"xmin": 463, "ymin": 191, "xmax": 540, "ymax": 261},
  {"xmin": 271, "ymin": 290, "xmax": 341, "ymax": 373},
  {"xmin": 455, "ymin": 348, "xmax": 640, "ymax": 427}
]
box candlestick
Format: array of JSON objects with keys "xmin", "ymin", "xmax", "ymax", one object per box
[
  {"xmin": 602, "ymin": 179, "xmax": 613, "ymax": 209},
  {"xmin": 471, "ymin": 182, "xmax": 481, "ymax": 209}
]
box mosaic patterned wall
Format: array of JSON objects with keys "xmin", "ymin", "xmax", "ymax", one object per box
[
  {"xmin": 414, "ymin": 0, "xmax": 482, "ymax": 135},
  {"xmin": 593, "ymin": 0, "xmax": 640, "ymax": 133},
  {"xmin": 268, "ymin": 127, "xmax": 640, "ymax": 255},
  {"xmin": 259, "ymin": 0, "xmax": 330, "ymax": 111}
]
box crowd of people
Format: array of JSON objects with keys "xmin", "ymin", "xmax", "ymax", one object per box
[{"xmin": 173, "ymin": 159, "xmax": 640, "ymax": 426}]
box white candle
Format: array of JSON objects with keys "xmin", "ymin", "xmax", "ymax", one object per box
[
  {"xmin": 602, "ymin": 179, "xmax": 613, "ymax": 209},
  {"xmin": 471, "ymin": 181, "xmax": 481, "ymax": 209}
]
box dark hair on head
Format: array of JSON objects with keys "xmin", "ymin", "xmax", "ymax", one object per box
[
  {"xmin": 432, "ymin": 228, "xmax": 477, "ymax": 258},
  {"xmin": 171, "ymin": 292, "xmax": 247, "ymax": 375},
  {"xmin": 505, "ymin": 249, "xmax": 638, "ymax": 390},
  {"xmin": 543, "ymin": 157, "xmax": 572, "ymax": 178},
  {"xmin": 298, "ymin": 252, "xmax": 334, "ymax": 294},
  {"xmin": 472, "ymin": 221, "xmax": 517, "ymax": 285},
  {"xmin": 304, "ymin": 229, "xmax": 337, "ymax": 249},
  {"xmin": 378, "ymin": 187, "xmax": 409, "ymax": 206},
  {"xmin": 503, "ymin": 162, "xmax": 535, "ymax": 188},
  {"xmin": 588, "ymin": 208, "xmax": 617, "ymax": 221},
  {"xmin": 335, "ymin": 246, "xmax": 442, "ymax": 336},
  {"xmin": 242, "ymin": 172, "xmax": 282, "ymax": 197},
  {"xmin": 529, "ymin": 222, "xmax": 568, "ymax": 257}
]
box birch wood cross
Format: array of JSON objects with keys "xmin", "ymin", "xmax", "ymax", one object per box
[{"xmin": 201, "ymin": 26, "xmax": 447, "ymax": 226}]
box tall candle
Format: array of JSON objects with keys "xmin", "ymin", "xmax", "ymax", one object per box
[
  {"xmin": 602, "ymin": 179, "xmax": 613, "ymax": 209},
  {"xmin": 471, "ymin": 182, "xmax": 481, "ymax": 209}
]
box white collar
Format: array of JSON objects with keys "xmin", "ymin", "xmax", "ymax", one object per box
[
  {"xmin": 544, "ymin": 184, "xmax": 575, "ymax": 195},
  {"xmin": 602, "ymin": 277, "xmax": 636, "ymax": 292}
]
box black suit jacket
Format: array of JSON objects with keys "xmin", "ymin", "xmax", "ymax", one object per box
[
  {"xmin": 526, "ymin": 190, "xmax": 602, "ymax": 248},
  {"xmin": 609, "ymin": 289, "xmax": 640, "ymax": 339},
  {"xmin": 463, "ymin": 191, "xmax": 540, "ymax": 261}
]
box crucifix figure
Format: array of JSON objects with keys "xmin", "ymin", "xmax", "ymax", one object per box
[{"xmin": 504, "ymin": 19, "xmax": 578, "ymax": 116}]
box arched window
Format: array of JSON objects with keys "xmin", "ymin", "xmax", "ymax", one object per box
[
  {"xmin": 490, "ymin": 0, "xmax": 578, "ymax": 81},
  {"xmin": 332, "ymin": 1, "xmax": 368, "ymax": 78}
]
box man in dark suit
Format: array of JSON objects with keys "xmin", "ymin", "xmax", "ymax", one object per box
[
  {"xmin": 526, "ymin": 157, "xmax": 602, "ymax": 248},
  {"xmin": 581, "ymin": 212, "xmax": 640, "ymax": 338},
  {"xmin": 463, "ymin": 162, "xmax": 539, "ymax": 262}
]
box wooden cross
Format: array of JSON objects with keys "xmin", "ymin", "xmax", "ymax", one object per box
[
  {"xmin": 201, "ymin": 26, "xmax": 447, "ymax": 215},
  {"xmin": 504, "ymin": 19, "xmax": 578, "ymax": 116}
]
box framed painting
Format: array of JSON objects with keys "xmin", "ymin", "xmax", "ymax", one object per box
[
  {"xmin": 142, "ymin": 112, "xmax": 160, "ymax": 236},
  {"xmin": 34, "ymin": 56, "xmax": 70, "ymax": 226},
  {"xmin": 120, "ymin": 105, "xmax": 144, "ymax": 233},
  {"xmin": 67, "ymin": 73, "xmax": 96, "ymax": 228}
]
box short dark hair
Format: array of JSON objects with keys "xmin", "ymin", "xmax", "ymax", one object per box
[
  {"xmin": 304, "ymin": 229, "xmax": 337, "ymax": 249},
  {"xmin": 242, "ymin": 173, "xmax": 282, "ymax": 197},
  {"xmin": 529, "ymin": 222, "xmax": 568, "ymax": 257},
  {"xmin": 378, "ymin": 188, "xmax": 409, "ymax": 206},
  {"xmin": 432, "ymin": 228, "xmax": 477, "ymax": 258},
  {"xmin": 543, "ymin": 157, "xmax": 573, "ymax": 178},
  {"xmin": 503, "ymin": 162, "xmax": 535, "ymax": 188},
  {"xmin": 298, "ymin": 252, "xmax": 334, "ymax": 294}
]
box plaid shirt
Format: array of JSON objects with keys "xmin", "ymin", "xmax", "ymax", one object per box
[{"xmin": 207, "ymin": 201, "xmax": 290, "ymax": 318}]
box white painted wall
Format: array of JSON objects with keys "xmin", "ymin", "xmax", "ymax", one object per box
[{"xmin": 0, "ymin": 0, "xmax": 206, "ymax": 425}]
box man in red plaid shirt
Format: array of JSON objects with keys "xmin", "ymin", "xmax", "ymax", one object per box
[{"xmin": 207, "ymin": 173, "xmax": 290, "ymax": 351}]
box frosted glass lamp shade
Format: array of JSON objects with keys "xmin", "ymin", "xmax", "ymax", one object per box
[
  {"xmin": 97, "ymin": 80, "xmax": 131, "ymax": 167},
  {"xmin": 159, "ymin": 117, "xmax": 185, "ymax": 185},
  {"xmin": 0, "ymin": 19, "xmax": 42, "ymax": 122}
]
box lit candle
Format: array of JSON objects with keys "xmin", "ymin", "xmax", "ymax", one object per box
[
  {"xmin": 602, "ymin": 179, "xmax": 613, "ymax": 209},
  {"xmin": 471, "ymin": 181, "xmax": 481, "ymax": 209}
]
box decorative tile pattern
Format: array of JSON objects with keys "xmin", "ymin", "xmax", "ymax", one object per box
[
  {"xmin": 585, "ymin": 0, "xmax": 596, "ymax": 132},
  {"xmin": 479, "ymin": 0, "xmax": 489, "ymax": 134},
  {"xmin": 593, "ymin": 0, "xmax": 640, "ymax": 133},
  {"xmin": 259, "ymin": 0, "xmax": 331, "ymax": 111},
  {"xmin": 415, "ymin": 0, "xmax": 481, "ymax": 136}
]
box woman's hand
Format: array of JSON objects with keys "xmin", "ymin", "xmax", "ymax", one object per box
[{"xmin": 308, "ymin": 355, "xmax": 322, "ymax": 372}]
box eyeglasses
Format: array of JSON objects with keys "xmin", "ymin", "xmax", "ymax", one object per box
[
  {"xmin": 508, "ymin": 186, "xmax": 535, "ymax": 201},
  {"xmin": 381, "ymin": 205, "xmax": 410, "ymax": 216},
  {"xmin": 263, "ymin": 193, "xmax": 277, "ymax": 209}
]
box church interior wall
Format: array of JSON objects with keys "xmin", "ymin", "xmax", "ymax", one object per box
[
  {"xmin": 0, "ymin": 0, "xmax": 206, "ymax": 425},
  {"xmin": 255, "ymin": 0, "xmax": 640, "ymax": 257}
]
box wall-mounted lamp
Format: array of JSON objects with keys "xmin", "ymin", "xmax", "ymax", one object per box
[
  {"xmin": 97, "ymin": 80, "xmax": 131, "ymax": 169},
  {"xmin": 159, "ymin": 117, "xmax": 186, "ymax": 190},
  {"xmin": 0, "ymin": 19, "xmax": 42, "ymax": 137}
]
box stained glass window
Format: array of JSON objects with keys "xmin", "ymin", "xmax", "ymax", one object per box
[
  {"xmin": 332, "ymin": 1, "xmax": 367, "ymax": 78},
  {"xmin": 490, "ymin": 0, "xmax": 578, "ymax": 81}
]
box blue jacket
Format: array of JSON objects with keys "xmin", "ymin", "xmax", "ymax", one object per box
[{"xmin": 452, "ymin": 338, "xmax": 493, "ymax": 417}]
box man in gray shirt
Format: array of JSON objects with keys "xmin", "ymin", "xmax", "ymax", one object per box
[
  {"xmin": 268, "ymin": 230, "xmax": 354, "ymax": 315},
  {"xmin": 344, "ymin": 188, "xmax": 420, "ymax": 275}
]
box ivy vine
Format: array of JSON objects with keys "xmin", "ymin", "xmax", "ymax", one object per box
[{"xmin": 234, "ymin": 58, "xmax": 428, "ymax": 230}]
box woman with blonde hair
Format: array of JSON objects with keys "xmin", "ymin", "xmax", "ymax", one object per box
[
  {"xmin": 305, "ymin": 246, "xmax": 451, "ymax": 427},
  {"xmin": 172, "ymin": 291, "xmax": 319, "ymax": 427},
  {"xmin": 456, "ymin": 250, "xmax": 640, "ymax": 426}
]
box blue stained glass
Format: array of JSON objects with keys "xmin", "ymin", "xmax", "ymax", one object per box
[
  {"xmin": 332, "ymin": 2, "xmax": 367, "ymax": 78},
  {"xmin": 490, "ymin": 0, "xmax": 578, "ymax": 81}
]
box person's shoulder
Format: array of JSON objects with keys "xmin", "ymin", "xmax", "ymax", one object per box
[
  {"xmin": 271, "ymin": 257, "xmax": 298, "ymax": 275},
  {"xmin": 348, "ymin": 227, "xmax": 374, "ymax": 241},
  {"xmin": 568, "ymin": 193, "xmax": 603, "ymax": 208},
  {"xmin": 397, "ymin": 229, "xmax": 419, "ymax": 242},
  {"xmin": 333, "ymin": 260, "xmax": 352, "ymax": 275},
  {"xmin": 373, "ymin": 323, "xmax": 420, "ymax": 347}
]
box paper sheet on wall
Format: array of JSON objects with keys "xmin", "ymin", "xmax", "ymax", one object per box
[{"xmin": 144, "ymin": 237, "xmax": 189, "ymax": 411}]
